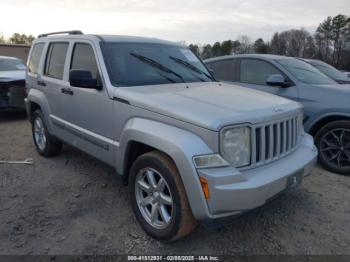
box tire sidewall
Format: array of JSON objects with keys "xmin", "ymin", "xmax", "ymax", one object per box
[
  {"xmin": 129, "ymin": 153, "xmax": 183, "ymax": 241},
  {"xmin": 315, "ymin": 120, "xmax": 350, "ymax": 175}
]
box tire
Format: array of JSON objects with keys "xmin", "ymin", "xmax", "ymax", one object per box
[
  {"xmin": 315, "ymin": 120, "xmax": 350, "ymax": 175},
  {"xmin": 32, "ymin": 110, "xmax": 62, "ymax": 157},
  {"xmin": 129, "ymin": 151, "xmax": 198, "ymax": 242}
]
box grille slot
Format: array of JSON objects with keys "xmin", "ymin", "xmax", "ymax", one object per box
[{"xmin": 251, "ymin": 114, "xmax": 301, "ymax": 167}]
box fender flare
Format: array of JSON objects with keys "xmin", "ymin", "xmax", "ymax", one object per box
[
  {"xmin": 27, "ymin": 89, "xmax": 54, "ymax": 134},
  {"xmin": 116, "ymin": 117, "xmax": 214, "ymax": 220}
]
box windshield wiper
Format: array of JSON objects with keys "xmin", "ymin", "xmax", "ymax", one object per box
[
  {"xmin": 169, "ymin": 56, "xmax": 215, "ymax": 81},
  {"xmin": 130, "ymin": 53, "xmax": 185, "ymax": 83}
]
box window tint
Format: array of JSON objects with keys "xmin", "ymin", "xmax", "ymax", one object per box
[
  {"xmin": 70, "ymin": 43, "xmax": 98, "ymax": 78},
  {"xmin": 240, "ymin": 59, "xmax": 281, "ymax": 85},
  {"xmin": 28, "ymin": 43, "xmax": 44, "ymax": 74},
  {"xmin": 45, "ymin": 42, "xmax": 69, "ymax": 79},
  {"xmin": 207, "ymin": 60, "xmax": 236, "ymax": 81}
]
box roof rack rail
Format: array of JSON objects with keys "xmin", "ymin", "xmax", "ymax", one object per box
[{"xmin": 38, "ymin": 30, "xmax": 83, "ymax": 38}]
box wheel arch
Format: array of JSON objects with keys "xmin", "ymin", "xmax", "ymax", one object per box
[
  {"xmin": 309, "ymin": 113, "xmax": 350, "ymax": 136},
  {"xmin": 116, "ymin": 117, "xmax": 214, "ymax": 220}
]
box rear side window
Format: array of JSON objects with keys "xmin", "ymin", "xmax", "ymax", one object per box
[
  {"xmin": 207, "ymin": 59, "xmax": 237, "ymax": 81},
  {"xmin": 44, "ymin": 42, "xmax": 69, "ymax": 79},
  {"xmin": 28, "ymin": 43, "xmax": 44, "ymax": 74},
  {"xmin": 70, "ymin": 43, "xmax": 98, "ymax": 78},
  {"xmin": 240, "ymin": 59, "xmax": 281, "ymax": 85}
]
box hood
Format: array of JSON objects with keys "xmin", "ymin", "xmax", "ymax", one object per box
[
  {"xmin": 115, "ymin": 82, "xmax": 302, "ymax": 131},
  {"xmin": 0, "ymin": 70, "xmax": 25, "ymax": 82}
]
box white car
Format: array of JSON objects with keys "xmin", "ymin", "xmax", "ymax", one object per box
[{"xmin": 0, "ymin": 56, "xmax": 27, "ymax": 110}]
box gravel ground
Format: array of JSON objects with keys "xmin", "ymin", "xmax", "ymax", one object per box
[{"xmin": 0, "ymin": 111, "xmax": 350, "ymax": 256}]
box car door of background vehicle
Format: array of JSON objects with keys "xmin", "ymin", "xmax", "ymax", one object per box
[
  {"xmin": 62, "ymin": 41, "xmax": 115, "ymax": 165},
  {"xmin": 233, "ymin": 58, "xmax": 299, "ymax": 102}
]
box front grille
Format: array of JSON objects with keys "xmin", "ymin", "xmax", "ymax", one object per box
[{"xmin": 251, "ymin": 114, "xmax": 302, "ymax": 167}]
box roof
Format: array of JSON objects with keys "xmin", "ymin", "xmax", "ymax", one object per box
[
  {"xmin": 98, "ymin": 35, "xmax": 181, "ymax": 46},
  {"xmin": 204, "ymin": 54, "xmax": 291, "ymax": 63},
  {"xmin": 35, "ymin": 33, "xmax": 181, "ymax": 46}
]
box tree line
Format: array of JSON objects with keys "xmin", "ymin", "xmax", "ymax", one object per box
[
  {"xmin": 0, "ymin": 33, "xmax": 35, "ymax": 45},
  {"xmin": 189, "ymin": 14, "xmax": 350, "ymax": 71}
]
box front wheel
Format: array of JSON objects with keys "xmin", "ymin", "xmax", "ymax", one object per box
[
  {"xmin": 129, "ymin": 151, "xmax": 197, "ymax": 242},
  {"xmin": 315, "ymin": 120, "xmax": 350, "ymax": 175}
]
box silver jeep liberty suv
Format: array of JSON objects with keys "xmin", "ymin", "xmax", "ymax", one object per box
[{"xmin": 25, "ymin": 31, "xmax": 317, "ymax": 241}]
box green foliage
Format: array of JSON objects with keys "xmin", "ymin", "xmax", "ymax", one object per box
[
  {"xmin": 254, "ymin": 38, "xmax": 268, "ymax": 54},
  {"xmin": 9, "ymin": 33, "xmax": 35, "ymax": 45}
]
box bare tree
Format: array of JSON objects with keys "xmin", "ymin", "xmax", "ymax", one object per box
[{"xmin": 237, "ymin": 35, "xmax": 252, "ymax": 54}]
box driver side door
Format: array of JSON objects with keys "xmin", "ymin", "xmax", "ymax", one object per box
[{"xmin": 62, "ymin": 41, "xmax": 116, "ymax": 165}]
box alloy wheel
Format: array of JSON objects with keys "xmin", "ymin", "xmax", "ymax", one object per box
[
  {"xmin": 135, "ymin": 167, "xmax": 174, "ymax": 230},
  {"xmin": 320, "ymin": 128, "xmax": 350, "ymax": 169}
]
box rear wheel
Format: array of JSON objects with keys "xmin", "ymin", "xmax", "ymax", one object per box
[
  {"xmin": 32, "ymin": 110, "xmax": 62, "ymax": 157},
  {"xmin": 315, "ymin": 120, "xmax": 350, "ymax": 175},
  {"xmin": 129, "ymin": 151, "xmax": 197, "ymax": 242}
]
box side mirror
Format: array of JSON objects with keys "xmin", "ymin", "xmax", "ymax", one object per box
[
  {"xmin": 69, "ymin": 70, "xmax": 100, "ymax": 89},
  {"xmin": 266, "ymin": 74, "xmax": 289, "ymax": 87}
]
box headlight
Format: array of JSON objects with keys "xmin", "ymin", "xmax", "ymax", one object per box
[{"xmin": 221, "ymin": 127, "xmax": 251, "ymax": 167}]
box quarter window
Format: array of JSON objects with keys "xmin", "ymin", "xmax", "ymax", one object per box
[
  {"xmin": 28, "ymin": 43, "xmax": 44, "ymax": 74},
  {"xmin": 240, "ymin": 59, "xmax": 281, "ymax": 85},
  {"xmin": 70, "ymin": 43, "xmax": 98, "ymax": 79},
  {"xmin": 44, "ymin": 42, "xmax": 69, "ymax": 79}
]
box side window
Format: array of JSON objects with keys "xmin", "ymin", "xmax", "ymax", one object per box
[
  {"xmin": 240, "ymin": 59, "xmax": 281, "ymax": 85},
  {"xmin": 28, "ymin": 43, "xmax": 44, "ymax": 74},
  {"xmin": 70, "ymin": 43, "xmax": 98, "ymax": 79},
  {"xmin": 207, "ymin": 59, "xmax": 236, "ymax": 81},
  {"xmin": 44, "ymin": 42, "xmax": 69, "ymax": 79}
]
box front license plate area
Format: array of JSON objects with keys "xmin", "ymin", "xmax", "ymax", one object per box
[{"xmin": 286, "ymin": 170, "xmax": 303, "ymax": 189}]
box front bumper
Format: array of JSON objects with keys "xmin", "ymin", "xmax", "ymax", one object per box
[
  {"xmin": 0, "ymin": 82, "xmax": 26, "ymax": 109},
  {"xmin": 196, "ymin": 133, "xmax": 317, "ymax": 221}
]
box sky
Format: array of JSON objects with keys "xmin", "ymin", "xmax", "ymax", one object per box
[{"xmin": 1, "ymin": 0, "xmax": 349, "ymax": 44}]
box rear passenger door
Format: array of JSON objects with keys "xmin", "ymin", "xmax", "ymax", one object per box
[
  {"xmin": 62, "ymin": 41, "xmax": 115, "ymax": 165},
  {"xmin": 236, "ymin": 58, "xmax": 298, "ymax": 101},
  {"xmin": 41, "ymin": 42, "xmax": 69, "ymax": 121}
]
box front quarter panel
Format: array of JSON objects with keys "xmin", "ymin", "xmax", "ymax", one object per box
[{"xmin": 117, "ymin": 117, "xmax": 215, "ymax": 220}]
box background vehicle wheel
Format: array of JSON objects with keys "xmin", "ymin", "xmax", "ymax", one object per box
[
  {"xmin": 315, "ymin": 120, "xmax": 350, "ymax": 175},
  {"xmin": 129, "ymin": 151, "xmax": 198, "ymax": 242},
  {"xmin": 32, "ymin": 110, "xmax": 62, "ymax": 157}
]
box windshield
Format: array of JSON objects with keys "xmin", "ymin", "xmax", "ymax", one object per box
[
  {"xmin": 310, "ymin": 61, "xmax": 349, "ymax": 81},
  {"xmin": 102, "ymin": 43, "xmax": 213, "ymax": 87},
  {"xmin": 277, "ymin": 58, "xmax": 336, "ymax": 85},
  {"xmin": 0, "ymin": 58, "xmax": 26, "ymax": 71}
]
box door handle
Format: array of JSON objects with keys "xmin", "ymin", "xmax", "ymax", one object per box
[
  {"xmin": 37, "ymin": 80, "xmax": 46, "ymax": 87},
  {"xmin": 61, "ymin": 88, "xmax": 74, "ymax": 95}
]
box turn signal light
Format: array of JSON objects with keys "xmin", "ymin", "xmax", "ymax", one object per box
[{"xmin": 199, "ymin": 176, "xmax": 210, "ymax": 199}]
